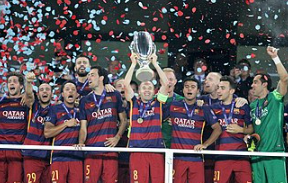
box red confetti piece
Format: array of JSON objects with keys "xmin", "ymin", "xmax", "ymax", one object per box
[
  {"xmin": 161, "ymin": 35, "xmax": 167, "ymax": 40},
  {"xmin": 96, "ymin": 39, "xmax": 101, "ymax": 43},
  {"xmin": 163, "ymin": 43, "xmax": 168, "ymax": 48},
  {"xmin": 75, "ymin": 44, "xmax": 80, "ymax": 48},
  {"xmin": 73, "ymin": 30, "xmax": 78, "ymax": 35},
  {"xmin": 251, "ymin": 53, "xmax": 256, "ymax": 58},
  {"xmin": 230, "ymin": 39, "xmax": 236, "ymax": 45},
  {"xmin": 55, "ymin": 19, "xmax": 61, "ymax": 25},
  {"xmin": 152, "ymin": 26, "xmax": 157, "ymax": 31},
  {"xmin": 205, "ymin": 39, "xmax": 211, "ymax": 44},
  {"xmin": 177, "ymin": 11, "xmax": 183, "ymax": 17},
  {"xmin": 158, "ymin": 49, "xmax": 165, "ymax": 54},
  {"xmin": 202, "ymin": 65, "xmax": 207, "ymax": 71},
  {"xmin": 92, "ymin": 55, "xmax": 97, "ymax": 62},
  {"xmin": 103, "ymin": 16, "xmax": 108, "ymax": 21},
  {"xmin": 87, "ymin": 34, "xmax": 92, "ymax": 39},
  {"xmin": 198, "ymin": 36, "xmax": 203, "ymax": 40},
  {"xmin": 71, "ymin": 15, "xmax": 76, "ymax": 20},
  {"xmin": 240, "ymin": 33, "xmax": 245, "ymax": 38},
  {"xmin": 57, "ymin": 0, "xmax": 62, "ymax": 5},
  {"xmin": 34, "ymin": 58, "xmax": 40, "ymax": 63},
  {"xmin": 226, "ymin": 33, "xmax": 230, "ymax": 39},
  {"xmin": 64, "ymin": 0, "xmax": 71, "ymax": 5},
  {"xmin": 12, "ymin": 56, "xmax": 17, "ymax": 61},
  {"xmin": 153, "ymin": 17, "xmax": 158, "ymax": 21},
  {"xmin": 109, "ymin": 31, "xmax": 114, "ymax": 36}
]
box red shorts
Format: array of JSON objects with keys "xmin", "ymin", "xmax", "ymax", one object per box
[
  {"xmin": 0, "ymin": 150, "xmax": 23, "ymax": 183},
  {"xmin": 204, "ymin": 159, "xmax": 215, "ymax": 183},
  {"xmin": 51, "ymin": 161, "xmax": 83, "ymax": 183},
  {"xmin": 118, "ymin": 162, "xmax": 129, "ymax": 183},
  {"xmin": 173, "ymin": 159, "xmax": 204, "ymax": 183},
  {"xmin": 130, "ymin": 153, "xmax": 164, "ymax": 183},
  {"xmin": 214, "ymin": 160, "xmax": 252, "ymax": 183},
  {"xmin": 84, "ymin": 152, "xmax": 118, "ymax": 183},
  {"xmin": 23, "ymin": 156, "xmax": 51, "ymax": 183}
]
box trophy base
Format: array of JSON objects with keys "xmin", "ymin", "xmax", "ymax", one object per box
[{"xmin": 136, "ymin": 67, "xmax": 154, "ymax": 82}]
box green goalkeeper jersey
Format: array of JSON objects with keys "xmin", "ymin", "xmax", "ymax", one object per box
[{"xmin": 250, "ymin": 90, "xmax": 285, "ymax": 152}]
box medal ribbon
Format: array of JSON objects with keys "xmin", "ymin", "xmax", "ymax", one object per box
[
  {"xmin": 139, "ymin": 100, "xmax": 153, "ymax": 119},
  {"xmin": 32, "ymin": 103, "xmax": 50, "ymax": 122},
  {"xmin": 183, "ymin": 100, "xmax": 196, "ymax": 120},
  {"xmin": 255, "ymin": 94, "xmax": 269, "ymax": 118},
  {"xmin": 93, "ymin": 90, "xmax": 106, "ymax": 111},
  {"xmin": 76, "ymin": 79, "xmax": 89, "ymax": 93},
  {"xmin": 221, "ymin": 101, "xmax": 235, "ymax": 125},
  {"xmin": 62, "ymin": 103, "xmax": 77, "ymax": 119}
]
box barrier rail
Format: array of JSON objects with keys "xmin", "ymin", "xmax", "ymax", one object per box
[{"xmin": 1, "ymin": 144, "xmax": 287, "ymax": 183}]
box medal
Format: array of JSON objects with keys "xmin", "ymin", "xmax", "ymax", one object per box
[
  {"xmin": 255, "ymin": 118, "xmax": 261, "ymax": 125},
  {"xmin": 138, "ymin": 100, "xmax": 153, "ymax": 124},
  {"xmin": 137, "ymin": 118, "xmax": 143, "ymax": 124}
]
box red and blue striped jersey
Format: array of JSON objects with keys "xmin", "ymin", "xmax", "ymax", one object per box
[
  {"xmin": 79, "ymin": 91, "xmax": 124, "ymax": 152},
  {"xmin": 164, "ymin": 100, "xmax": 217, "ymax": 162},
  {"xmin": 211, "ymin": 102, "xmax": 252, "ymax": 160},
  {"xmin": 0, "ymin": 97, "xmax": 29, "ymax": 145},
  {"xmin": 128, "ymin": 96, "xmax": 165, "ymax": 148},
  {"xmin": 22, "ymin": 100, "xmax": 52, "ymax": 159},
  {"xmin": 73, "ymin": 78, "xmax": 91, "ymax": 97},
  {"xmin": 45, "ymin": 104, "xmax": 83, "ymax": 162}
]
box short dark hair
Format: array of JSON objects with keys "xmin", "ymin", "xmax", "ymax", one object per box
[
  {"xmin": 76, "ymin": 54, "xmax": 90, "ymax": 62},
  {"xmin": 220, "ymin": 76, "xmax": 237, "ymax": 90},
  {"xmin": 7, "ymin": 72, "xmax": 24, "ymax": 86},
  {"xmin": 130, "ymin": 80, "xmax": 138, "ymax": 90},
  {"xmin": 90, "ymin": 66, "xmax": 109, "ymax": 85},
  {"xmin": 237, "ymin": 59, "xmax": 251, "ymax": 69},
  {"xmin": 255, "ymin": 73, "xmax": 272, "ymax": 90},
  {"xmin": 60, "ymin": 80, "xmax": 77, "ymax": 93},
  {"xmin": 183, "ymin": 76, "xmax": 201, "ymax": 89}
]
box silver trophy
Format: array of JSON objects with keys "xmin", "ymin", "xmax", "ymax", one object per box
[{"xmin": 130, "ymin": 31, "xmax": 156, "ymax": 82}]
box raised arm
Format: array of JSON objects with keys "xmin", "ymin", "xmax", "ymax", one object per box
[
  {"xmin": 150, "ymin": 53, "xmax": 169, "ymax": 95},
  {"xmin": 124, "ymin": 53, "xmax": 138, "ymax": 101},
  {"xmin": 24, "ymin": 72, "xmax": 35, "ymax": 107},
  {"xmin": 267, "ymin": 46, "xmax": 288, "ymax": 96}
]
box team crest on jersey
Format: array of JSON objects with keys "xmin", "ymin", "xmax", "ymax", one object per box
[
  {"xmin": 234, "ymin": 109, "xmax": 240, "ymax": 114},
  {"xmin": 194, "ymin": 109, "xmax": 199, "ymax": 114},
  {"xmin": 106, "ymin": 96, "xmax": 112, "ymax": 102},
  {"xmin": 2, "ymin": 111, "xmax": 25, "ymax": 120}
]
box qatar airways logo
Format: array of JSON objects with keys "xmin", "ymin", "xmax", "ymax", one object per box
[
  {"xmin": 2, "ymin": 111, "xmax": 25, "ymax": 120},
  {"xmin": 174, "ymin": 117, "xmax": 195, "ymax": 129},
  {"xmin": 36, "ymin": 116, "xmax": 45, "ymax": 125},
  {"xmin": 92, "ymin": 108, "xmax": 112, "ymax": 119},
  {"xmin": 218, "ymin": 118, "xmax": 238, "ymax": 127}
]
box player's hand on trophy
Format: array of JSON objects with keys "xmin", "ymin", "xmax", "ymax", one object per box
[
  {"xmin": 130, "ymin": 52, "xmax": 139, "ymax": 64},
  {"xmin": 267, "ymin": 46, "xmax": 278, "ymax": 58},
  {"xmin": 25, "ymin": 72, "xmax": 36, "ymax": 83},
  {"xmin": 149, "ymin": 53, "xmax": 158, "ymax": 65}
]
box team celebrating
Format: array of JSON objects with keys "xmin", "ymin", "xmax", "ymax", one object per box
[{"xmin": 0, "ymin": 46, "xmax": 287, "ymax": 183}]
